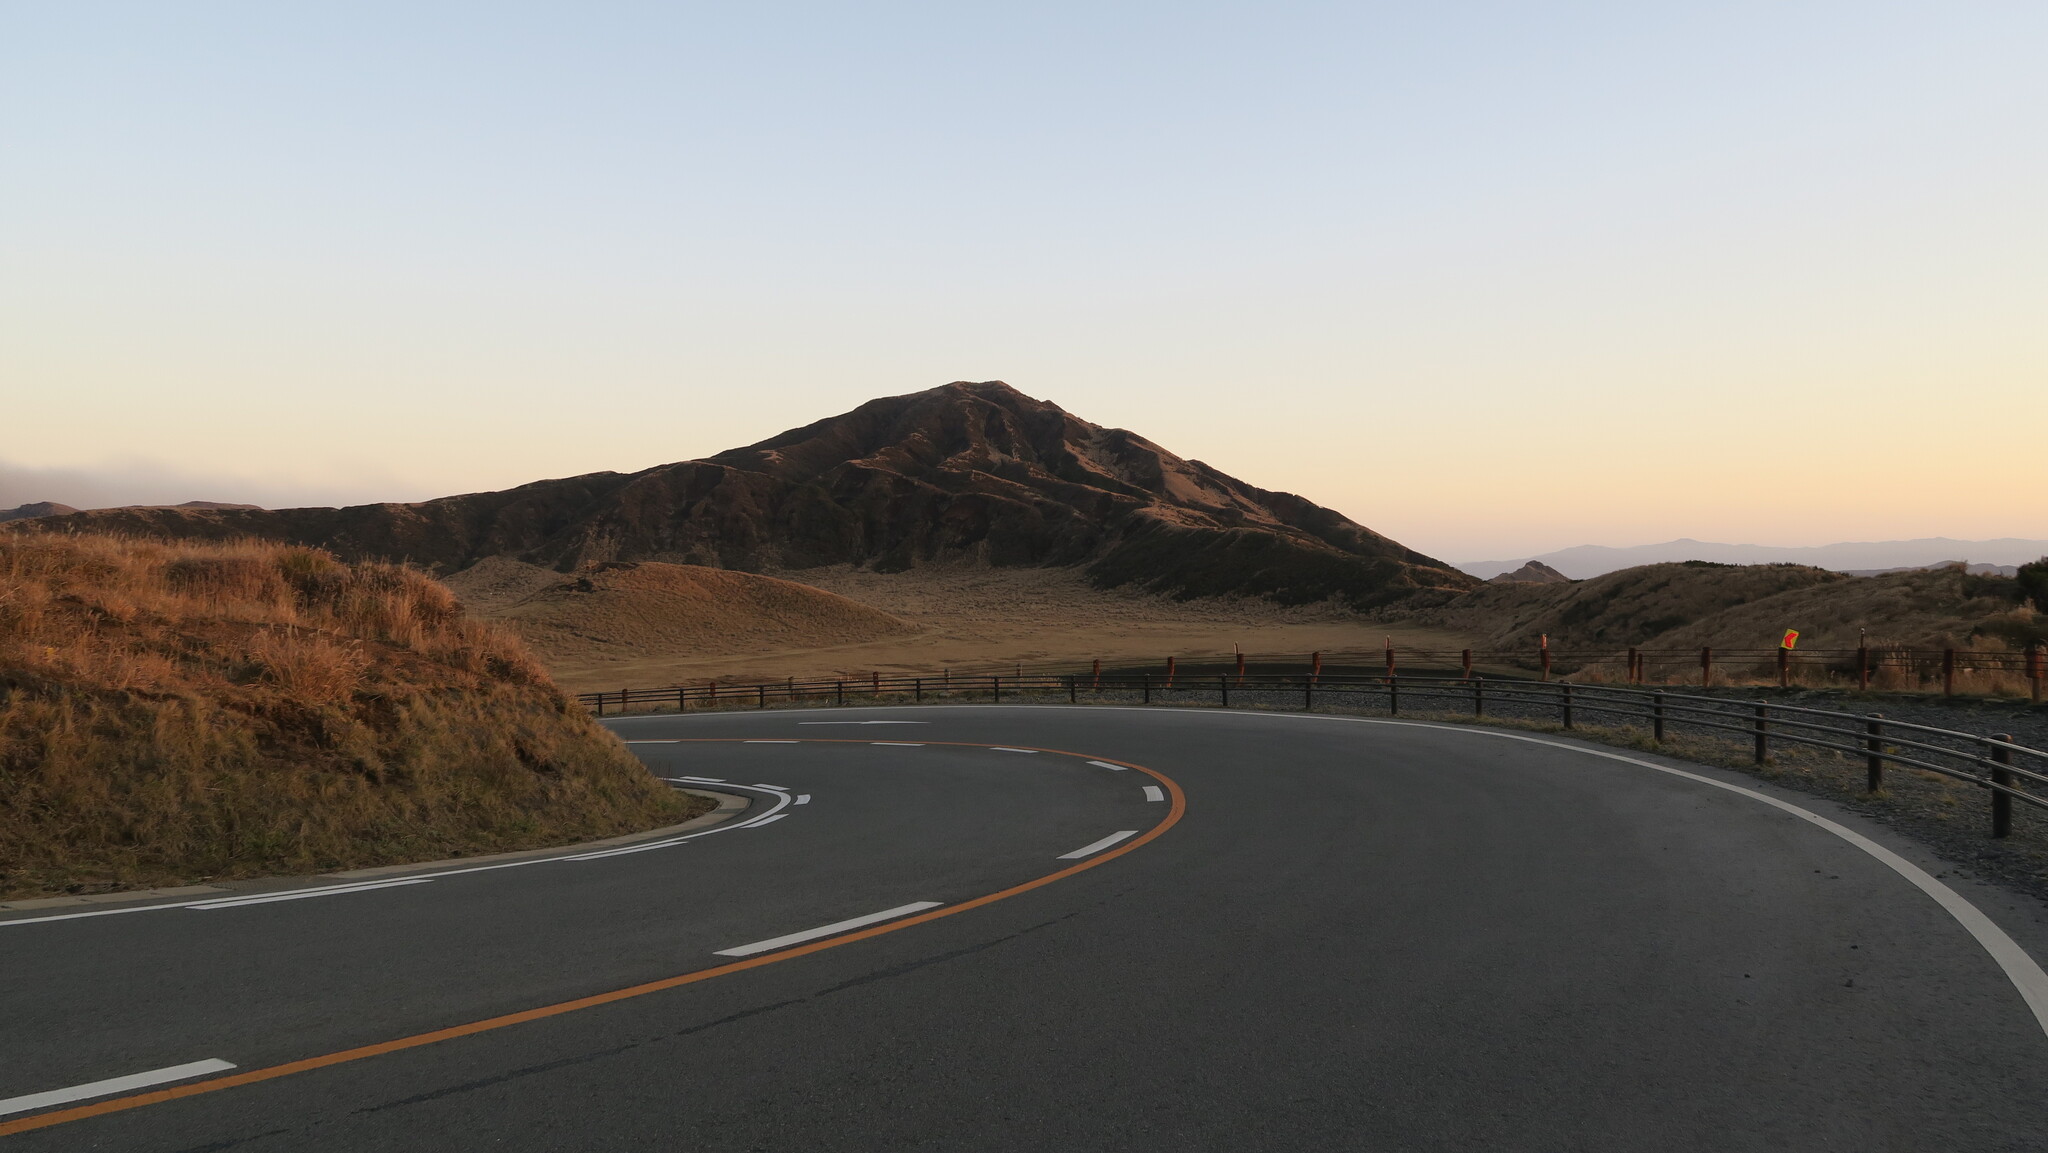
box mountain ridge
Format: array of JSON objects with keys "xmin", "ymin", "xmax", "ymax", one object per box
[{"xmin": 8, "ymin": 382, "xmax": 1473, "ymax": 609}]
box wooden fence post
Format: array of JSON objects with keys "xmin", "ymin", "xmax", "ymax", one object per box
[
  {"xmin": 1384, "ymin": 639, "xmax": 1395, "ymax": 680},
  {"xmin": 1944, "ymin": 648, "xmax": 1956, "ymax": 697},
  {"xmin": 1092, "ymin": 659, "xmax": 1102, "ymax": 690},
  {"xmin": 1540, "ymin": 635, "xmax": 1551, "ymax": 682},
  {"xmin": 1701, "ymin": 646, "xmax": 1713, "ymax": 688},
  {"xmin": 1777, "ymin": 648, "xmax": 1789, "ymax": 689},
  {"xmin": 1858, "ymin": 645, "xmax": 1870, "ymax": 691},
  {"xmin": 1235, "ymin": 651, "xmax": 1246, "ymax": 684},
  {"xmin": 1166, "ymin": 656, "xmax": 1176, "ymax": 688},
  {"xmin": 1311, "ymin": 651, "xmax": 1322, "ymax": 683},
  {"xmin": 1462, "ymin": 649, "xmax": 1473, "ymax": 680}
]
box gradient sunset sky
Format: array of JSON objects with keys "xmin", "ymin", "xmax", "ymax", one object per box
[{"xmin": 4, "ymin": 2, "xmax": 2042, "ymax": 560}]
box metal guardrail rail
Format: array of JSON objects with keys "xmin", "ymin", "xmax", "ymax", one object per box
[{"xmin": 580, "ymin": 670, "xmax": 2048, "ymax": 840}]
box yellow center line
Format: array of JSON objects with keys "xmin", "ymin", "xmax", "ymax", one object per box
[{"xmin": 1, "ymin": 740, "xmax": 1185, "ymax": 1137}]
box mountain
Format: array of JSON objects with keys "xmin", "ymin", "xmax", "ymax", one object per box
[
  {"xmin": 7, "ymin": 382, "xmax": 1472, "ymax": 609},
  {"xmin": 1485, "ymin": 560, "xmax": 1571, "ymax": 585},
  {"xmin": 0, "ymin": 501, "xmax": 79, "ymax": 523},
  {"xmin": 1459, "ymin": 537, "xmax": 2048, "ymax": 580}
]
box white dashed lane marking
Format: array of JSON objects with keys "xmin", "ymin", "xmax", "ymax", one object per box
[
  {"xmin": 713, "ymin": 902, "xmax": 944, "ymax": 957},
  {"xmin": 0, "ymin": 1059, "xmax": 237, "ymax": 1118},
  {"xmin": 1058, "ymin": 831, "xmax": 1139, "ymax": 860}
]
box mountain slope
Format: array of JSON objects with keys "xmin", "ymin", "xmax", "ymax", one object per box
[{"xmin": 13, "ymin": 382, "xmax": 1472, "ymax": 608}]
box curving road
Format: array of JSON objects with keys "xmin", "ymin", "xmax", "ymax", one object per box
[{"xmin": 4, "ymin": 705, "xmax": 2048, "ymax": 1150}]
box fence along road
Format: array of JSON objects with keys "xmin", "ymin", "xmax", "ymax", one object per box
[
  {"xmin": 4, "ymin": 705, "xmax": 2047, "ymax": 1149},
  {"xmin": 586, "ymin": 669, "xmax": 2048, "ymax": 843}
]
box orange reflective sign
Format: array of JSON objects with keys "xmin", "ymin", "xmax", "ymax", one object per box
[{"xmin": 1781, "ymin": 629, "xmax": 1800, "ymax": 650}]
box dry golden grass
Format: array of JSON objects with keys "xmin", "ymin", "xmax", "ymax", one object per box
[
  {"xmin": 444, "ymin": 558, "xmax": 924, "ymax": 689},
  {"xmin": 0, "ymin": 533, "xmax": 699, "ymax": 899}
]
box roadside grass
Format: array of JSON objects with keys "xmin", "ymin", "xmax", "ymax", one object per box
[{"xmin": 0, "ymin": 533, "xmax": 701, "ymax": 899}]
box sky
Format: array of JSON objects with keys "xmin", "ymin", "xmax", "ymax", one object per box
[{"xmin": 3, "ymin": 2, "xmax": 2043, "ymax": 560}]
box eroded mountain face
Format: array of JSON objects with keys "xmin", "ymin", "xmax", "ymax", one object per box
[{"xmin": 10, "ymin": 382, "xmax": 1473, "ymax": 608}]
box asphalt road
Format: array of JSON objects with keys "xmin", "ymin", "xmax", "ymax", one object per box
[{"xmin": 5, "ymin": 704, "xmax": 2048, "ymax": 1151}]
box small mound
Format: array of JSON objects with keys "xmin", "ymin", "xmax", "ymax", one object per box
[
  {"xmin": 472, "ymin": 560, "xmax": 920, "ymax": 665},
  {"xmin": 0, "ymin": 534, "xmax": 697, "ymax": 899}
]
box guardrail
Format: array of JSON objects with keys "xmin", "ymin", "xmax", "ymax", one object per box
[{"xmin": 579, "ymin": 670, "xmax": 2047, "ymax": 840}]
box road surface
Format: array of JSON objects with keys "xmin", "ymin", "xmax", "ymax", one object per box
[{"xmin": 4, "ymin": 705, "xmax": 2046, "ymax": 1150}]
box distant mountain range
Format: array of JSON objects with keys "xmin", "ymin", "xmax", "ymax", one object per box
[
  {"xmin": 4, "ymin": 382, "xmax": 1473, "ymax": 609},
  {"xmin": 0, "ymin": 500, "xmax": 259, "ymax": 523},
  {"xmin": 1458, "ymin": 538, "xmax": 2048, "ymax": 581}
]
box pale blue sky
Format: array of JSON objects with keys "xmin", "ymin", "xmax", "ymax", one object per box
[{"xmin": 4, "ymin": 2, "xmax": 2042, "ymax": 558}]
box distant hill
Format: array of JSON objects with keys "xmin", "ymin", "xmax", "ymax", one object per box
[
  {"xmin": 0, "ymin": 499, "xmax": 258, "ymax": 523},
  {"xmin": 1485, "ymin": 560, "xmax": 1570, "ymax": 585},
  {"xmin": 1403, "ymin": 561, "xmax": 2041, "ymax": 664},
  {"xmin": 12, "ymin": 382, "xmax": 1473, "ymax": 609},
  {"xmin": 0, "ymin": 501, "xmax": 79, "ymax": 522},
  {"xmin": 1459, "ymin": 537, "xmax": 2048, "ymax": 580}
]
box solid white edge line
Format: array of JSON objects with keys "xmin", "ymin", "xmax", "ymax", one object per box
[
  {"xmin": 1086, "ymin": 760, "xmax": 1127, "ymax": 771},
  {"xmin": 870, "ymin": 741, "xmax": 925, "ymax": 746},
  {"xmin": 0, "ymin": 1058, "xmax": 237, "ymax": 1117},
  {"xmin": 1, "ymin": 783, "xmax": 798, "ymax": 927},
  {"xmin": 1059, "ymin": 830, "xmax": 1139, "ymax": 859},
  {"xmin": 713, "ymin": 901, "xmax": 944, "ymax": 957},
  {"xmin": 187, "ymin": 878, "xmax": 433, "ymax": 910},
  {"xmin": 991, "ymin": 747, "xmax": 1039, "ymax": 754},
  {"xmin": 747, "ymin": 813, "xmax": 788, "ymax": 827},
  {"xmin": 747, "ymin": 783, "xmax": 789, "ymax": 790},
  {"xmin": 1142, "ymin": 785, "xmax": 1165, "ymax": 802}
]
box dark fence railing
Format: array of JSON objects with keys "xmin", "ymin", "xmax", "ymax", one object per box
[{"xmin": 579, "ymin": 669, "xmax": 2047, "ymax": 841}]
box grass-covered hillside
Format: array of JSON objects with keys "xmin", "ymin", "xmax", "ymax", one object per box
[
  {"xmin": 0, "ymin": 533, "xmax": 700, "ymax": 899},
  {"xmin": 1404, "ymin": 561, "xmax": 2045, "ymax": 663}
]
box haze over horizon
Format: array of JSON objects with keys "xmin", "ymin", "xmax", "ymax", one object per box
[{"xmin": 6, "ymin": 3, "xmax": 2042, "ymax": 560}]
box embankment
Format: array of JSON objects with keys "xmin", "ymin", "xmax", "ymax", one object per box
[{"xmin": 0, "ymin": 533, "xmax": 702, "ymax": 899}]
